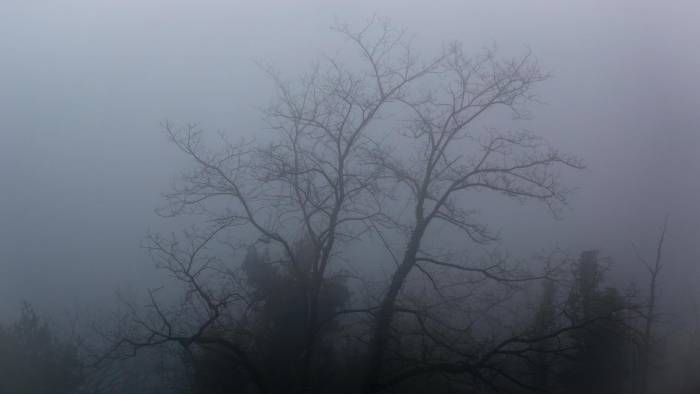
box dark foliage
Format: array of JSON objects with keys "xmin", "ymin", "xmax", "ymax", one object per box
[
  {"xmin": 0, "ymin": 304, "xmax": 83, "ymax": 394},
  {"xmin": 187, "ymin": 241, "xmax": 351, "ymax": 393},
  {"xmin": 558, "ymin": 251, "xmax": 635, "ymax": 394}
]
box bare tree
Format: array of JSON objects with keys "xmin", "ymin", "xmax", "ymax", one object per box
[
  {"xmin": 106, "ymin": 18, "xmax": 585, "ymax": 394},
  {"xmin": 349, "ymin": 22, "xmax": 583, "ymax": 393},
  {"xmin": 633, "ymin": 215, "xmax": 670, "ymax": 394}
]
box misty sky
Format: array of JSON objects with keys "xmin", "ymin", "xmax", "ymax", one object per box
[{"xmin": 0, "ymin": 0, "xmax": 698, "ymax": 320}]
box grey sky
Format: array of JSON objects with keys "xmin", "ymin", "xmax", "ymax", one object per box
[{"xmin": 0, "ymin": 0, "xmax": 698, "ymax": 319}]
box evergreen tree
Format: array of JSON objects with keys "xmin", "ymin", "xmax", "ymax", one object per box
[
  {"xmin": 0, "ymin": 304, "xmax": 83, "ymax": 394},
  {"xmin": 189, "ymin": 241, "xmax": 351, "ymax": 393},
  {"xmin": 560, "ymin": 251, "xmax": 632, "ymax": 394}
]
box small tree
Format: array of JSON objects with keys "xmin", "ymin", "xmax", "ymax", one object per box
[
  {"xmin": 0, "ymin": 303, "xmax": 84, "ymax": 394},
  {"xmin": 633, "ymin": 215, "xmax": 670, "ymax": 393},
  {"xmin": 560, "ymin": 251, "xmax": 634, "ymax": 394},
  {"xmin": 238, "ymin": 242, "xmax": 350, "ymax": 392}
]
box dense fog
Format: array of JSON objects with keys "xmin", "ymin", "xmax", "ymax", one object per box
[{"xmin": 0, "ymin": 1, "xmax": 698, "ymax": 393}]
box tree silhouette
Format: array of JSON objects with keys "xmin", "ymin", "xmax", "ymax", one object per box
[
  {"xmin": 560, "ymin": 251, "xmax": 634, "ymax": 394},
  {"xmin": 104, "ymin": 17, "xmax": 593, "ymax": 394},
  {"xmin": 0, "ymin": 304, "xmax": 83, "ymax": 394}
]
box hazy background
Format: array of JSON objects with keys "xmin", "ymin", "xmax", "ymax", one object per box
[{"xmin": 0, "ymin": 0, "xmax": 698, "ymax": 323}]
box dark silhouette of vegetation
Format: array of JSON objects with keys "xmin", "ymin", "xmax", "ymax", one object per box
[
  {"xmin": 558, "ymin": 251, "xmax": 634, "ymax": 394},
  {"xmin": 78, "ymin": 17, "xmax": 689, "ymax": 394},
  {"xmin": 0, "ymin": 304, "xmax": 83, "ymax": 394},
  {"xmin": 186, "ymin": 242, "xmax": 351, "ymax": 393},
  {"xmin": 634, "ymin": 216, "xmax": 670, "ymax": 393},
  {"xmin": 528, "ymin": 277, "xmax": 558, "ymax": 388}
]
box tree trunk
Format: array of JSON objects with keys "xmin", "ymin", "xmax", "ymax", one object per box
[{"xmin": 363, "ymin": 227, "xmax": 425, "ymax": 393}]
